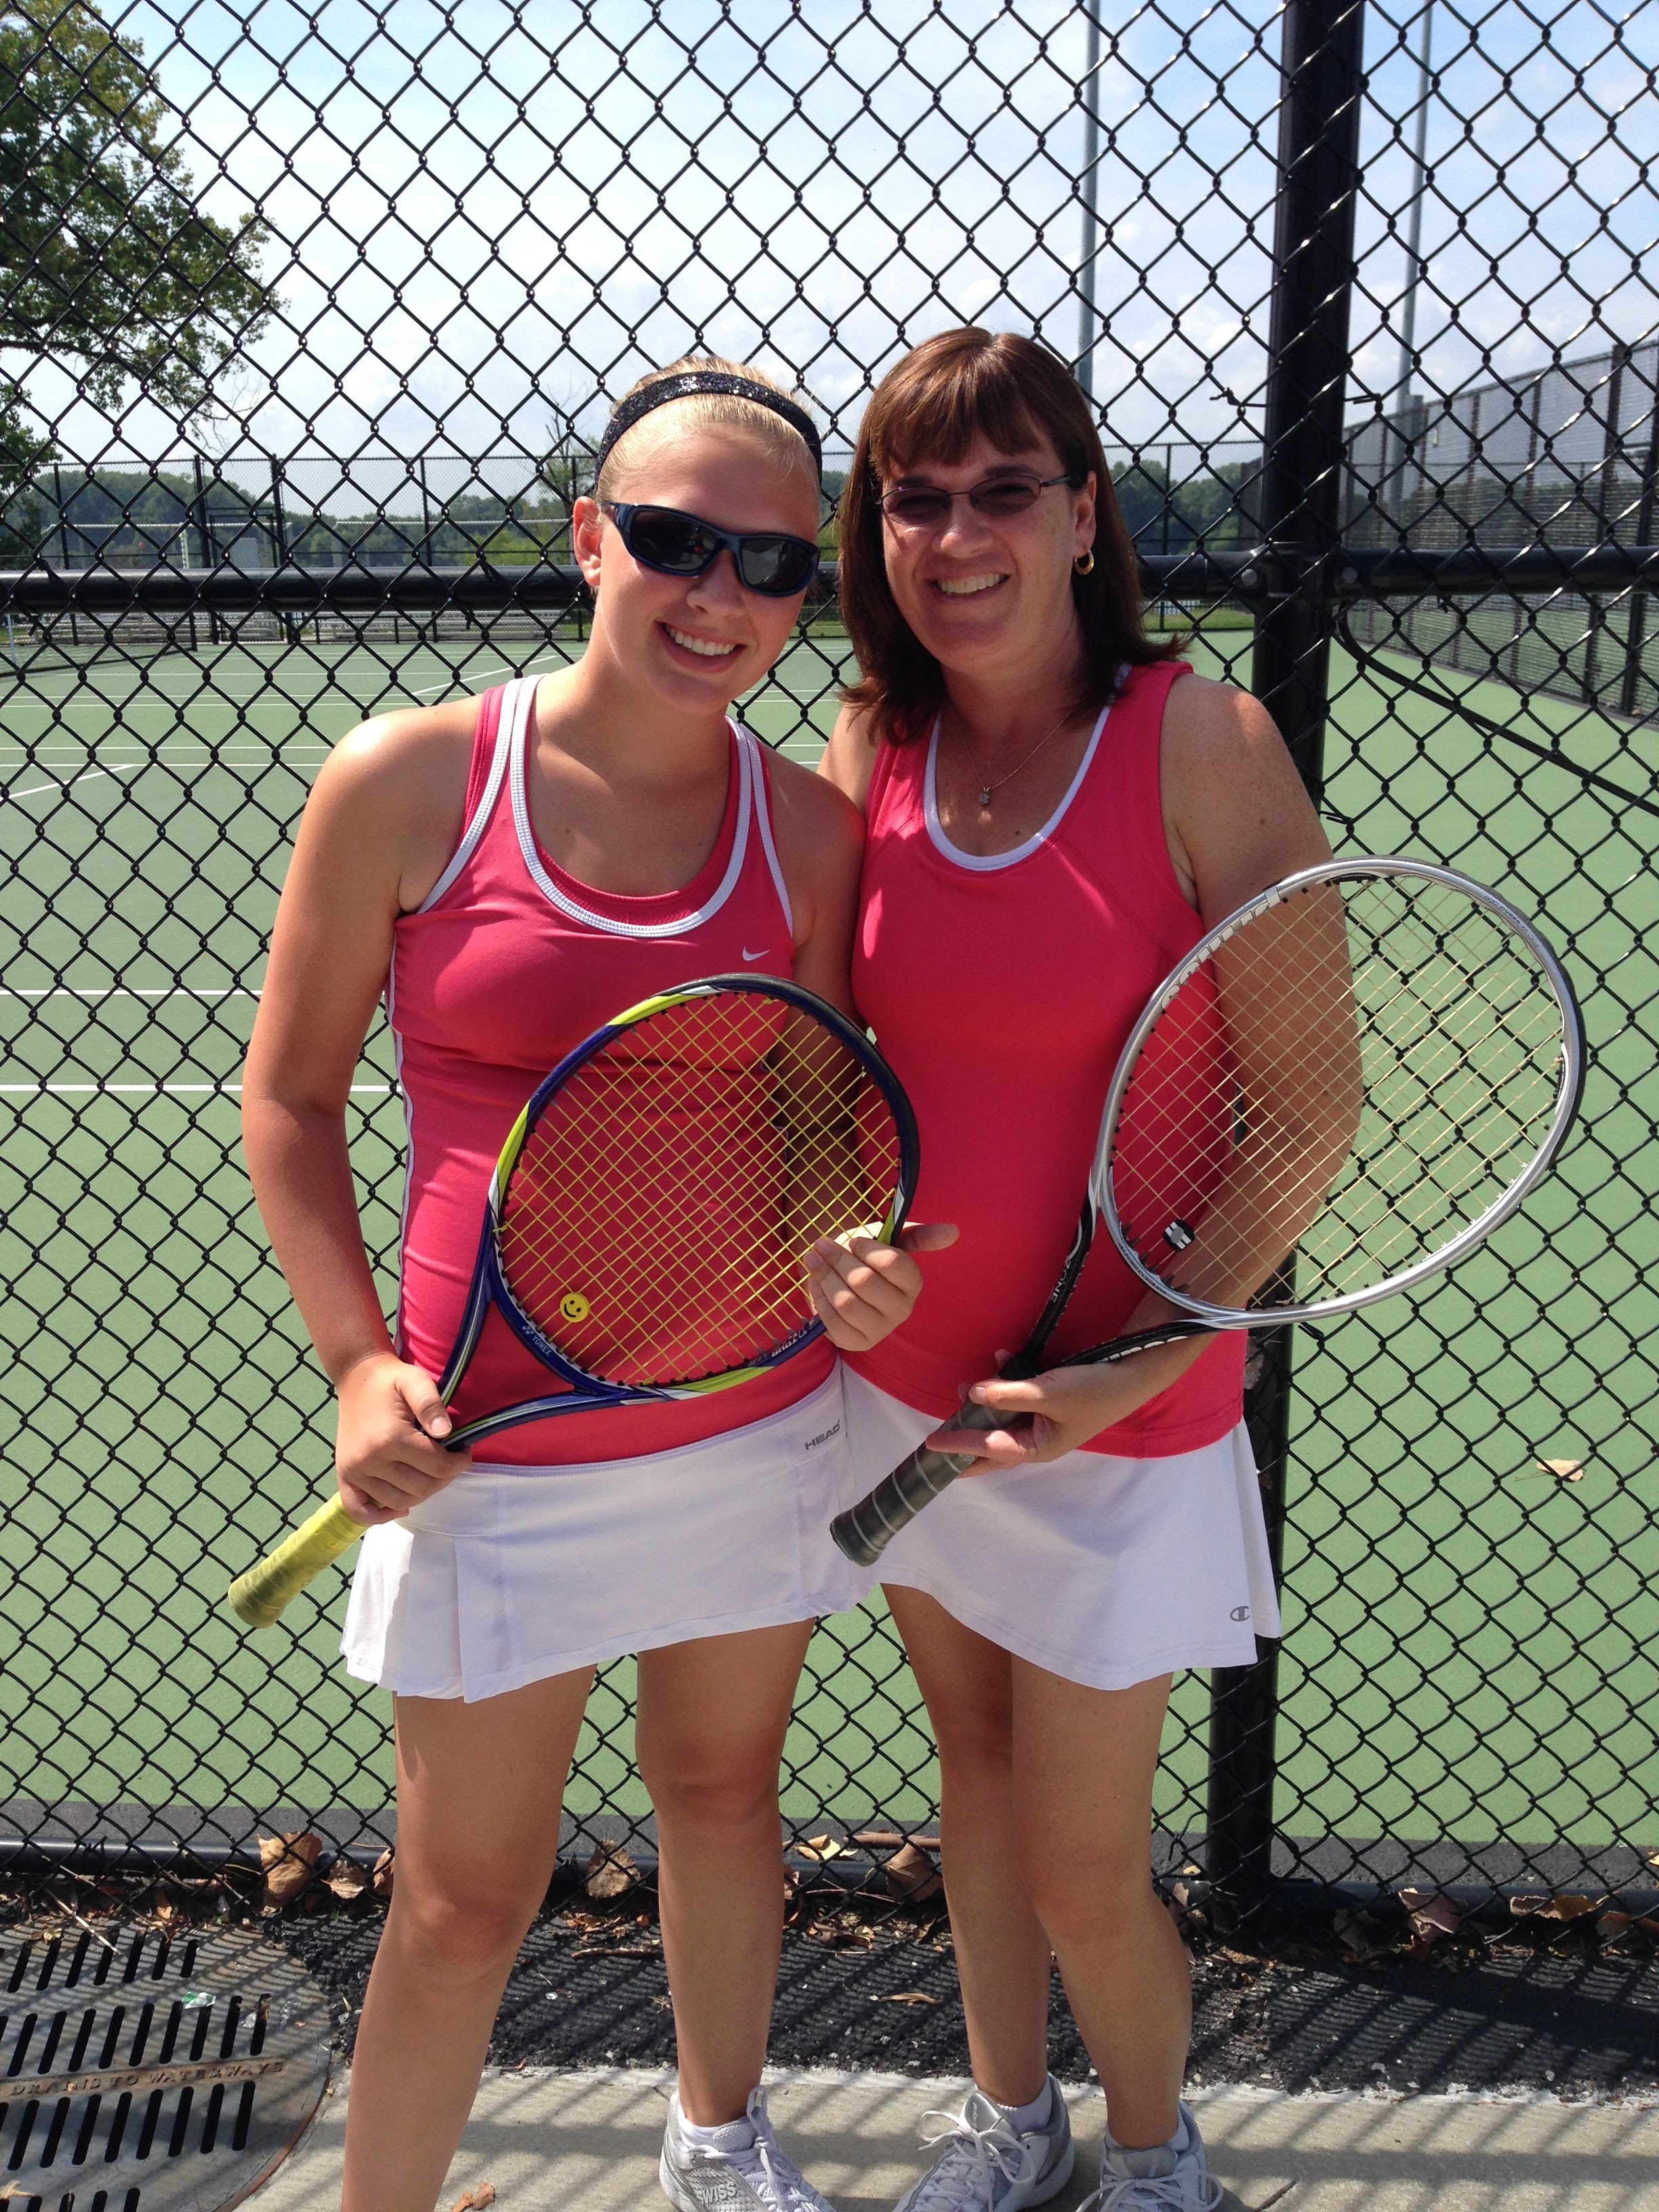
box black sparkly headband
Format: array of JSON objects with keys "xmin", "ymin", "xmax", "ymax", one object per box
[{"xmin": 594, "ymin": 371, "xmax": 823, "ymax": 481}]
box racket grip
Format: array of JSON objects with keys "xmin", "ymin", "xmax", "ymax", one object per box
[
  {"xmin": 830, "ymin": 1400, "xmax": 1001, "ymax": 1567},
  {"xmin": 227, "ymin": 1496, "xmax": 368, "ymax": 1629}
]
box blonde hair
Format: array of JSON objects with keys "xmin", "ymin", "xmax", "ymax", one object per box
[{"xmin": 596, "ymin": 356, "xmax": 819, "ymax": 499}]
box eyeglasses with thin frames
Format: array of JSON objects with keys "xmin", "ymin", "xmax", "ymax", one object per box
[{"xmin": 876, "ymin": 470, "xmax": 1082, "ymax": 529}]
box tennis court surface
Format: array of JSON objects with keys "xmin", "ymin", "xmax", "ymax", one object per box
[{"xmin": 0, "ymin": 617, "xmax": 1653, "ymax": 1887}]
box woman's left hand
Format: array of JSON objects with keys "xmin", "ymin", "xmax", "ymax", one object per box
[{"xmin": 806, "ymin": 1221, "xmax": 958, "ymax": 1352}]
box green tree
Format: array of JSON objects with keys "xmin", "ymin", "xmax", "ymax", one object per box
[{"xmin": 0, "ymin": 0, "xmax": 272, "ymax": 506}]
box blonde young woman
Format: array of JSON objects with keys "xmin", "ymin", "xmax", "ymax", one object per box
[
  {"xmin": 823, "ymin": 329, "xmax": 1332, "ymax": 2212},
  {"xmin": 243, "ymin": 359, "xmax": 945, "ymax": 2212}
]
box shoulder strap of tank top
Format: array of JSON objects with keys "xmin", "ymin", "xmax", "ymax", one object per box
[
  {"xmin": 865, "ymin": 718, "xmax": 925, "ymax": 837},
  {"xmin": 412, "ymin": 678, "xmax": 523, "ymax": 915},
  {"xmin": 1060, "ymin": 656, "xmax": 1194, "ymax": 901},
  {"xmin": 741, "ymin": 726, "xmax": 796, "ymax": 943}
]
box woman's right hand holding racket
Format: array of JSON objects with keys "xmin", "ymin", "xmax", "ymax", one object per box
[
  {"xmin": 923, "ymin": 1309, "xmax": 1211, "ymax": 1473},
  {"xmin": 332, "ymin": 1352, "xmax": 472, "ymax": 1525}
]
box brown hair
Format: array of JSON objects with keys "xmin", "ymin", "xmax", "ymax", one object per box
[{"xmin": 838, "ymin": 328, "xmax": 1176, "ymax": 739}]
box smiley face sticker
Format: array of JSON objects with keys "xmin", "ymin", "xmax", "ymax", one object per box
[{"xmin": 558, "ymin": 1291, "xmax": 591, "ymax": 1326}]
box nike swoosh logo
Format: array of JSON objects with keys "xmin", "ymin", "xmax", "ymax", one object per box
[{"xmin": 742, "ymin": 947, "xmax": 771, "ymax": 962}]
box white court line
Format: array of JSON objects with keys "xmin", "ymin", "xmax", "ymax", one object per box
[
  {"xmin": 0, "ymin": 1082, "xmax": 392, "ymax": 1096},
  {"xmin": 407, "ymin": 644, "xmax": 571, "ymax": 697},
  {"xmin": 3, "ymin": 764, "xmax": 139, "ymax": 804}
]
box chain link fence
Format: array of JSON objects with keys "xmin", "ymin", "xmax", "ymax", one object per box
[{"xmin": 0, "ymin": 0, "xmax": 1654, "ymax": 1917}]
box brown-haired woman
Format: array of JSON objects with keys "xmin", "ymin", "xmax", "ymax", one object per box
[{"xmin": 822, "ymin": 328, "xmax": 1331, "ymax": 2211}]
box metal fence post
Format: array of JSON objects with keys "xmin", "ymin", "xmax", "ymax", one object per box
[{"xmin": 1206, "ymin": 0, "xmax": 1365, "ymax": 1927}]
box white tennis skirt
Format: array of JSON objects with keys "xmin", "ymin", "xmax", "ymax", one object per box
[
  {"xmin": 342, "ymin": 1371, "xmax": 862, "ymax": 1702},
  {"xmin": 841, "ymin": 1370, "xmax": 1282, "ymax": 1691}
]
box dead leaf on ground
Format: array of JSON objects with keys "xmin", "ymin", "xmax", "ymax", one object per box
[
  {"xmin": 585, "ymin": 1843, "xmax": 638, "ymax": 1900},
  {"xmin": 804, "ymin": 1920, "xmax": 874, "ymax": 1950},
  {"xmin": 1536, "ymin": 1457, "xmax": 1585, "ymax": 1481},
  {"xmin": 1166, "ymin": 1883, "xmax": 1207, "ymax": 1948},
  {"xmin": 259, "ymin": 1832, "xmax": 323, "ymax": 1906},
  {"xmin": 1509, "ymin": 1893, "xmax": 1551, "ymax": 1917},
  {"xmin": 793, "ymin": 1836, "xmax": 848, "ymax": 1862},
  {"xmin": 1597, "ymin": 1910, "xmax": 1633, "ymax": 1947},
  {"xmin": 449, "ymin": 2188, "xmax": 496, "ymax": 2211},
  {"xmin": 873, "ymin": 1990, "xmax": 940, "ymax": 2007},
  {"xmin": 1332, "ymin": 1907, "xmax": 1382, "ymax": 1959},
  {"xmin": 882, "ymin": 1841, "xmax": 943, "ymax": 1903},
  {"xmin": 327, "ymin": 1860, "xmax": 369, "ymax": 1902},
  {"xmin": 1399, "ymin": 1888, "xmax": 1460, "ymax": 1954},
  {"xmin": 1537, "ymin": 1893, "xmax": 1597, "ymax": 1921},
  {"xmin": 373, "ymin": 1848, "xmax": 396, "ymax": 1899}
]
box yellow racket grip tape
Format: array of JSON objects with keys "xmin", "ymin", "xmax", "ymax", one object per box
[{"xmin": 227, "ymin": 1496, "xmax": 368, "ymax": 1629}]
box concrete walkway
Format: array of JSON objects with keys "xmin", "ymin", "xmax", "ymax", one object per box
[{"xmin": 255, "ymin": 2066, "xmax": 1659, "ymax": 2209}]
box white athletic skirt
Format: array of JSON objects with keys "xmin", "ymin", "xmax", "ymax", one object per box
[
  {"xmin": 342, "ymin": 1372, "xmax": 861, "ymax": 1702},
  {"xmin": 841, "ymin": 1370, "xmax": 1282, "ymax": 1691}
]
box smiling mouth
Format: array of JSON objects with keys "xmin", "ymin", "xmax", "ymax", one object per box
[
  {"xmin": 935, "ymin": 573, "xmax": 1006, "ymax": 598},
  {"xmin": 662, "ymin": 623, "xmax": 740, "ymax": 659}
]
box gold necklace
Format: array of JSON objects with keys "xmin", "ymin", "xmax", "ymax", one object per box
[{"xmin": 959, "ymin": 710, "xmax": 1071, "ymax": 810}]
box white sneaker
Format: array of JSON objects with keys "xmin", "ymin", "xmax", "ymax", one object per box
[
  {"xmin": 892, "ymin": 2081, "xmax": 1075, "ymax": 2212},
  {"xmin": 660, "ymin": 2086, "xmax": 836, "ymax": 2212},
  {"xmin": 1082, "ymin": 2100, "xmax": 1223, "ymax": 2210}
]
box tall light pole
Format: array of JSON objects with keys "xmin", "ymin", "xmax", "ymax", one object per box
[
  {"xmin": 1077, "ymin": 1, "xmax": 1103, "ymax": 402},
  {"xmin": 1391, "ymin": 0, "xmax": 1434, "ymax": 418}
]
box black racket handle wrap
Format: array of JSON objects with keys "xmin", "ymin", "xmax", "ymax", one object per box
[
  {"xmin": 830, "ymin": 1322, "xmax": 1223, "ymax": 1568},
  {"xmin": 830, "ymin": 1400, "xmax": 1002, "ymax": 1565}
]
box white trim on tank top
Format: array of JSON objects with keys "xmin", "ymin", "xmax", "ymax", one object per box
[
  {"xmin": 750, "ymin": 742, "xmax": 796, "ymax": 941},
  {"xmin": 510, "ymin": 691, "xmax": 762, "ymax": 938},
  {"xmin": 412, "ymin": 670, "xmax": 785, "ymax": 939},
  {"xmin": 922, "ymin": 676, "xmax": 1124, "ymax": 874},
  {"xmin": 413, "ymin": 672, "xmax": 524, "ymax": 916}
]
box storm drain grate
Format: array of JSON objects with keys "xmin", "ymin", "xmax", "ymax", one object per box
[{"xmin": 0, "ymin": 1926, "xmax": 330, "ymax": 2212}]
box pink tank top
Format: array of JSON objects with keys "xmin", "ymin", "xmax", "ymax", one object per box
[
  {"xmin": 846, "ymin": 658, "xmax": 1246, "ymax": 1457},
  {"xmin": 389, "ymin": 674, "xmax": 829, "ymax": 1465}
]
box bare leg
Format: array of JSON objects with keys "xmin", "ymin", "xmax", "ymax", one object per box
[
  {"xmin": 887, "ymin": 1588, "xmax": 1189, "ymax": 2149},
  {"xmin": 340, "ymin": 1668, "xmax": 593, "ymax": 2212},
  {"xmin": 1011, "ymin": 1658, "xmax": 1188, "ymax": 2150},
  {"xmin": 636, "ymin": 1620, "xmax": 815, "ymax": 2123},
  {"xmin": 884, "ymin": 1588, "xmax": 1052, "ymax": 2106}
]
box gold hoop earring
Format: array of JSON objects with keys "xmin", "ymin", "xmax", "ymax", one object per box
[{"xmin": 1074, "ymin": 548, "xmax": 1095, "ymax": 576}]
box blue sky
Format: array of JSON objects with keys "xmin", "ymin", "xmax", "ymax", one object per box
[{"xmin": 21, "ymin": 0, "xmax": 1658, "ymax": 499}]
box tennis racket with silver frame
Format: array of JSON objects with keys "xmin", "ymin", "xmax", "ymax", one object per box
[{"xmin": 831, "ymin": 858, "xmax": 1583, "ymax": 1568}]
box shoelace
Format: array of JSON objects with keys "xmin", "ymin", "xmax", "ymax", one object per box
[
  {"xmin": 908, "ymin": 2093, "xmax": 1032, "ymax": 2209},
  {"xmin": 1082, "ymin": 2167, "xmax": 1225, "ymax": 2211},
  {"xmin": 703, "ymin": 2088, "xmax": 818, "ymax": 2211}
]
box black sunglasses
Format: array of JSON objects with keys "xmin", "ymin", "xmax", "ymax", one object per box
[
  {"xmin": 601, "ymin": 502, "xmax": 820, "ymax": 597},
  {"xmin": 876, "ymin": 470, "xmax": 1082, "ymax": 527}
]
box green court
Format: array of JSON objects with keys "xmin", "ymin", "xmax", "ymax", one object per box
[{"xmin": 0, "ymin": 617, "xmax": 1652, "ymax": 1862}]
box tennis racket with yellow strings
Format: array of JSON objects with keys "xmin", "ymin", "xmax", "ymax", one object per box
[{"xmin": 230, "ymin": 974, "xmax": 918, "ymax": 1625}]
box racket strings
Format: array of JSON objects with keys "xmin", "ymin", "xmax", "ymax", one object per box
[
  {"xmin": 1112, "ymin": 876, "xmax": 1569, "ymax": 1309},
  {"xmin": 495, "ymin": 994, "xmax": 901, "ymax": 1384}
]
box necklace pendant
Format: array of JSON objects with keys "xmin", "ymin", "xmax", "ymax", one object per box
[{"xmin": 977, "ymin": 787, "xmax": 991, "ymax": 808}]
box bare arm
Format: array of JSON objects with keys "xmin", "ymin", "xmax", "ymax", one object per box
[
  {"xmin": 768, "ymin": 752, "xmax": 956, "ymax": 1345},
  {"xmin": 242, "ymin": 706, "xmax": 474, "ymax": 1523},
  {"xmin": 937, "ymin": 676, "xmax": 1334, "ymax": 1465},
  {"xmin": 817, "ymin": 699, "xmax": 882, "ymax": 809}
]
